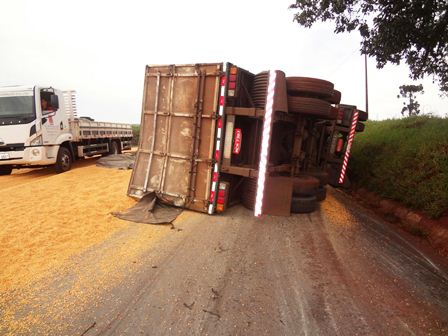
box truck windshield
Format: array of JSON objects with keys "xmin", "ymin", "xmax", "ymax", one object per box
[{"xmin": 0, "ymin": 95, "xmax": 35, "ymax": 125}]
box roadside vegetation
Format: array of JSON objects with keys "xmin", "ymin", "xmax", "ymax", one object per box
[
  {"xmin": 132, "ymin": 124, "xmax": 140, "ymax": 146},
  {"xmin": 350, "ymin": 116, "xmax": 448, "ymax": 218}
]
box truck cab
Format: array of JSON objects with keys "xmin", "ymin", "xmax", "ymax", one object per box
[
  {"xmin": 0, "ymin": 86, "xmax": 71, "ymax": 174},
  {"xmin": 0, "ymin": 85, "xmax": 132, "ymax": 175}
]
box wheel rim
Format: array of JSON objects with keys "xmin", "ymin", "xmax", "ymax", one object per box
[{"xmin": 61, "ymin": 153, "xmax": 70, "ymax": 170}]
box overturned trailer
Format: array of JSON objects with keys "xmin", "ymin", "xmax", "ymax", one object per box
[{"xmin": 128, "ymin": 63, "xmax": 367, "ymax": 216}]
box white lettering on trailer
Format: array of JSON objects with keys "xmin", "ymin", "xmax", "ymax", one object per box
[{"xmin": 254, "ymin": 70, "xmax": 277, "ymax": 217}]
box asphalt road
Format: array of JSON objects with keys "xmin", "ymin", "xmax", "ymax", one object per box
[{"xmin": 52, "ymin": 188, "xmax": 447, "ymax": 336}]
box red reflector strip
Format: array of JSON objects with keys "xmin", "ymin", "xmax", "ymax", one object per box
[
  {"xmin": 338, "ymin": 109, "xmax": 359, "ymax": 184},
  {"xmin": 208, "ymin": 64, "xmax": 228, "ymax": 215}
]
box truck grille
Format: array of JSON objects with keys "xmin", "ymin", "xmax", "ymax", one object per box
[{"xmin": 0, "ymin": 143, "xmax": 25, "ymax": 152}]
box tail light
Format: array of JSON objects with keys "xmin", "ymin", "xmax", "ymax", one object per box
[
  {"xmin": 228, "ymin": 67, "xmax": 238, "ymax": 97},
  {"xmin": 216, "ymin": 182, "xmax": 230, "ymax": 213},
  {"xmin": 336, "ymin": 137, "xmax": 344, "ymax": 152}
]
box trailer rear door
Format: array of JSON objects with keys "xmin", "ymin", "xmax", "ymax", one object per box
[{"xmin": 128, "ymin": 63, "xmax": 222, "ymax": 213}]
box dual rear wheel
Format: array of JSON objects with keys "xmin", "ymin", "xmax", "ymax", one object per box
[{"xmin": 291, "ymin": 174, "xmax": 327, "ymax": 214}]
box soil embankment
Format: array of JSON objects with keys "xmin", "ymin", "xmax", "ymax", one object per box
[
  {"xmin": 349, "ymin": 116, "xmax": 448, "ymax": 255},
  {"xmin": 350, "ymin": 116, "xmax": 448, "ymax": 218}
]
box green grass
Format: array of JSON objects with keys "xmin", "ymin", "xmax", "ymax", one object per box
[
  {"xmin": 350, "ymin": 116, "xmax": 448, "ymax": 218},
  {"xmin": 131, "ymin": 124, "xmax": 140, "ymax": 146}
]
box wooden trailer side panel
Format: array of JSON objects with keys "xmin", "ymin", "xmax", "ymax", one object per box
[{"xmin": 128, "ymin": 63, "xmax": 222, "ymax": 213}]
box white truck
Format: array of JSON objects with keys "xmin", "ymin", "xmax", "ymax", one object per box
[{"xmin": 0, "ymin": 85, "xmax": 133, "ymax": 175}]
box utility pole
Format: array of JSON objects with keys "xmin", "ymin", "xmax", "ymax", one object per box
[{"xmin": 365, "ymin": 54, "xmax": 369, "ymax": 114}]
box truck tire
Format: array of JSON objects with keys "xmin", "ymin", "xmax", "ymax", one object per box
[
  {"xmin": 55, "ymin": 147, "xmax": 72, "ymax": 173},
  {"xmin": 109, "ymin": 140, "xmax": 121, "ymax": 155},
  {"xmin": 291, "ymin": 195, "xmax": 318, "ymax": 214},
  {"xmin": 286, "ymin": 77, "xmax": 334, "ymax": 98},
  {"xmin": 288, "ymin": 96, "xmax": 334, "ymax": 119},
  {"xmin": 358, "ymin": 109, "xmax": 368, "ymax": 121},
  {"xmin": 252, "ymin": 72, "xmax": 269, "ymax": 108},
  {"xmin": 292, "ymin": 175, "xmax": 320, "ymax": 196},
  {"xmin": 327, "ymin": 90, "xmax": 341, "ymax": 104},
  {"xmin": 301, "ymin": 170, "xmax": 329, "ymax": 186},
  {"xmin": 0, "ymin": 165, "xmax": 13, "ymax": 175},
  {"xmin": 316, "ymin": 186, "xmax": 327, "ymax": 202},
  {"xmin": 356, "ymin": 122, "xmax": 365, "ymax": 132}
]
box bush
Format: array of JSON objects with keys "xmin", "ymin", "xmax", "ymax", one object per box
[
  {"xmin": 350, "ymin": 116, "xmax": 448, "ymax": 218},
  {"xmin": 131, "ymin": 124, "xmax": 140, "ymax": 146}
]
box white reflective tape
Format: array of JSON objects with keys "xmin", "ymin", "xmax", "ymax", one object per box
[
  {"xmin": 216, "ymin": 140, "xmax": 221, "ymax": 149},
  {"xmin": 254, "ymin": 70, "xmax": 277, "ymax": 217},
  {"xmin": 217, "ymin": 127, "xmax": 222, "ymax": 139},
  {"xmin": 208, "ymin": 204, "xmax": 214, "ymax": 214}
]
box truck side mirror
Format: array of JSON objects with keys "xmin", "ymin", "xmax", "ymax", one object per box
[{"xmin": 50, "ymin": 95, "xmax": 59, "ymax": 109}]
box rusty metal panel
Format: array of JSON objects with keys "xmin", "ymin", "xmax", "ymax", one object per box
[
  {"xmin": 262, "ymin": 177, "xmax": 292, "ymax": 216},
  {"xmin": 128, "ymin": 63, "xmax": 222, "ymax": 213}
]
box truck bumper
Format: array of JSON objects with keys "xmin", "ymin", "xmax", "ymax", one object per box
[{"xmin": 0, "ymin": 146, "xmax": 55, "ymax": 166}]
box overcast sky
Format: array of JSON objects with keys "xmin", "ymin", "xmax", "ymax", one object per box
[{"xmin": 1, "ymin": 0, "xmax": 446, "ymax": 123}]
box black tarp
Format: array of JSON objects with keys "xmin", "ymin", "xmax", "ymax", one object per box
[
  {"xmin": 96, "ymin": 154, "xmax": 135, "ymax": 170},
  {"xmin": 112, "ymin": 193, "xmax": 183, "ymax": 225}
]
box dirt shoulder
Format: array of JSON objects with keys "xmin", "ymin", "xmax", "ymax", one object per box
[{"xmin": 352, "ymin": 187, "xmax": 448, "ymax": 258}]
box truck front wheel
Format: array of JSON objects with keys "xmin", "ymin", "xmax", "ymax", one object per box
[
  {"xmin": 55, "ymin": 147, "xmax": 72, "ymax": 173},
  {"xmin": 0, "ymin": 165, "xmax": 13, "ymax": 175}
]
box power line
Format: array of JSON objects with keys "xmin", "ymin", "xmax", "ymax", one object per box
[{"xmin": 327, "ymin": 48, "xmax": 360, "ymax": 77}]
